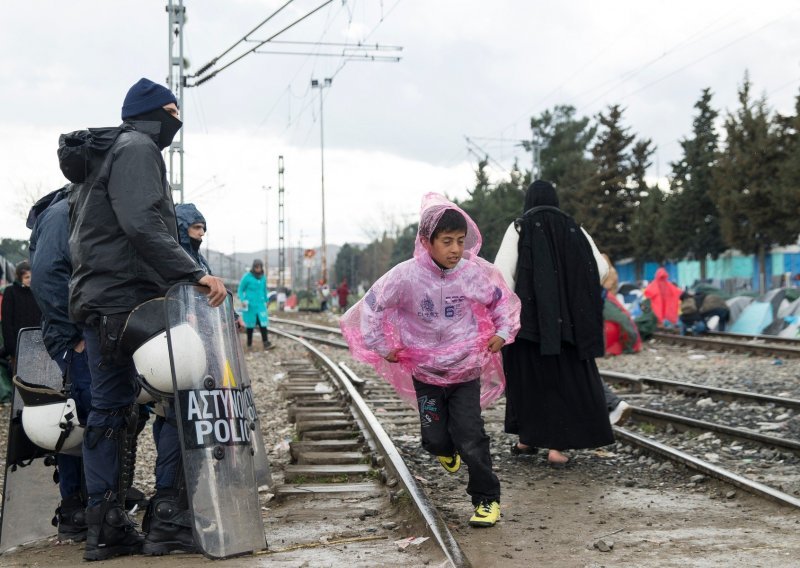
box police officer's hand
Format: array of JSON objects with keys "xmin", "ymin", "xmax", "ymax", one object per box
[
  {"xmin": 198, "ymin": 275, "xmax": 227, "ymax": 307},
  {"xmin": 487, "ymin": 335, "xmax": 505, "ymax": 353}
]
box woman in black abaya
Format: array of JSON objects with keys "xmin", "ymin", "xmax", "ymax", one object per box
[{"xmin": 494, "ymin": 180, "xmax": 614, "ymax": 465}]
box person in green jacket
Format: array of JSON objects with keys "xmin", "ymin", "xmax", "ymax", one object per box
[{"xmin": 238, "ymin": 259, "xmax": 273, "ymax": 350}]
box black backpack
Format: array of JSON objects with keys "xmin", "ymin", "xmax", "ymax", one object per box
[{"xmin": 57, "ymin": 126, "xmax": 128, "ymax": 183}]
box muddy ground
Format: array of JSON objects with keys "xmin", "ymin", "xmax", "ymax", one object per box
[{"xmin": 1, "ymin": 330, "xmax": 799, "ymax": 567}]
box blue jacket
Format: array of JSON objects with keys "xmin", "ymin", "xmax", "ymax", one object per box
[
  {"xmin": 175, "ymin": 203, "xmax": 212, "ymax": 274},
  {"xmin": 237, "ymin": 271, "xmax": 269, "ymax": 328},
  {"xmin": 27, "ymin": 186, "xmax": 83, "ymax": 358}
]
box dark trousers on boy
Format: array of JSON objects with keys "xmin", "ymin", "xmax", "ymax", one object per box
[{"xmin": 412, "ymin": 377, "xmax": 500, "ymax": 505}]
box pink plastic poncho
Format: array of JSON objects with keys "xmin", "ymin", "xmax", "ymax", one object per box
[{"xmin": 340, "ymin": 193, "xmax": 521, "ymax": 409}]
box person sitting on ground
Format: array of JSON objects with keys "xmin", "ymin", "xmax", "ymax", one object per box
[
  {"xmin": 696, "ymin": 291, "xmax": 730, "ymax": 332},
  {"xmin": 679, "ymin": 291, "xmax": 703, "ymax": 335},
  {"xmin": 599, "ymin": 254, "xmax": 635, "ymax": 425},
  {"xmin": 340, "ymin": 193, "xmax": 520, "ymax": 528}
]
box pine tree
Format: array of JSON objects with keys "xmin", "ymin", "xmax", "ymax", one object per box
[
  {"xmin": 460, "ymin": 160, "xmax": 526, "ymax": 261},
  {"xmin": 333, "ymin": 243, "xmax": 362, "ymax": 286},
  {"xmin": 628, "ymin": 139, "xmax": 663, "ymax": 274},
  {"xmin": 662, "ymin": 88, "xmax": 726, "ymax": 279},
  {"xmin": 712, "ymin": 74, "xmax": 793, "ymax": 291},
  {"xmin": 572, "ymin": 105, "xmax": 639, "ymax": 259},
  {"xmin": 774, "ymin": 88, "xmax": 800, "ymax": 264},
  {"xmin": 528, "ymin": 105, "xmax": 596, "ymax": 214}
]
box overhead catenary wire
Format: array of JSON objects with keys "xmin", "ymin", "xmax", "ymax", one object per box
[
  {"xmin": 465, "ymin": 136, "xmax": 513, "ymax": 176},
  {"xmin": 191, "ymin": 0, "xmax": 335, "ymax": 87},
  {"xmin": 254, "ymin": 49, "xmax": 400, "ymax": 61},
  {"xmin": 604, "ymin": 5, "xmax": 800, "ymax": 109},
  {"xmin": 492, "ymin": 3, "xmax": 786, "ymax": 141},
  {"xmin": 245, "ymin": 39, "xmax": 403, "ymax": 51},
  {"xmin": 252, "ymin": 0, "xmax": 348, "ymax": 135},
  {"xmin": 328, "ymin": 0, "xmax": 405, "ymax": 82},
  {"xmin": 191, "ymin": 0, "xmax": 297, "ymax": 77}
]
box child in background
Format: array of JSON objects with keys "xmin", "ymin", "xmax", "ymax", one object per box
[{"xmin": 340, "ymin": 193, "xmax": 520, "ymax": 527}]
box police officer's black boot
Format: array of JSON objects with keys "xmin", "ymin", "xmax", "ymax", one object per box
[
  {"xmin": 142, "ymin": 490, "xmax": 197, "ymax": 556},
  {"xmin": 83, "ymin": 493, "xmax": 144, "ymax": 561},
  {"xmin": 53, "ymin": 493, "xmax": 88, "ymax": 542}
]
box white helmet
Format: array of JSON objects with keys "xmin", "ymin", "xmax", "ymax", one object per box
[
  {"xmin": 14, "ymin": 377, "xmax": 84, "ymax": 452},
  {"xmin": 133, "ymin": 323, "xmax": 207, "ymax": 397}
]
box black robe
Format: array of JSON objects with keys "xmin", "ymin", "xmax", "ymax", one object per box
[{"xmin": 502, "ymin": 181, "xmax": 614, "ymax": 450}]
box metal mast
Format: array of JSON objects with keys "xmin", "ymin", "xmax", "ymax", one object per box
[
  {"xmin": 311, "ymin": 77, "xmax": 332, "ymax": 284},
  {"xmin": 166, "ymin": 0, "xmax": 186, "ymax": 203},
  {"xmin": 278, "ymin": 155, "xmax": 286, "ymax": 292}
]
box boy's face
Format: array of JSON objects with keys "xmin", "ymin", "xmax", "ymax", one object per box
[{"xmin": 428, "ymin": 230, "xmax": 466, "ymax": 269}]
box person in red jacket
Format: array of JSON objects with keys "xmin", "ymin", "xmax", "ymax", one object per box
[
  {"xmin": 643, "ymin": 267, "xmax": 682, "ymax": 327},
  {"xmin": 336, "ymin": 278, "xmax": 350, "ymax": 312}
]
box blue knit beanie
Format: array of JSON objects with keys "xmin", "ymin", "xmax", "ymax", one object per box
[{"xmin": 121, "ymin": 78, "xmax": 178, "ymax": 120}]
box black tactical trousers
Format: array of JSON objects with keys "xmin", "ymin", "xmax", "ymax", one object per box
[{"xmin": 412, "ymin": 377, "xmax": 500, "ymax": 505}]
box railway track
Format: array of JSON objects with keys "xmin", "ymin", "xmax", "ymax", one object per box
[
  {"xmin": 708, "ymin": 330, "xmax": 800, "ymax": 345},
  {"xmin": 267, "ymin": 327, "xmax": 469, "ymax": 567},
  {"xmin": 273, "ymin": 316, "xmax": 800, "ymax": 510},
  {"xmin": 652, "ymin": 330, "xmax": 800, "ymax": 358}
]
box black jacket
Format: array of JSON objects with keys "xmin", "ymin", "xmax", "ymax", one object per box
[
  {"xmin": 27, "ymin": 187, "xmax": 83, "ymax": 358},
  {"xmin": 67, "ymin": 121, "xmax": 205, "ymax": 323},
  {"xmin": 1, "ymin": 282, "xmax": 43, "ymax": 358},
  {"xmin": 514, "ymin": 206, "xmax": 604, "ymax": 360}
]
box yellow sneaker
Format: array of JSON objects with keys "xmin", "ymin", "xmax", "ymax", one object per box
[
  {"xmin": 437, "ymin": 453, "xmax": 461, "ymax": 473},
  {"xmin": 469, "ymin": 500, "xmax": 500, "ymax": 527}
]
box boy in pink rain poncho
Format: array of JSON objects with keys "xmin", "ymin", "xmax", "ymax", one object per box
[{"xmin": 340, "ymin": 193, "xmax": 520, "ymax": 528}]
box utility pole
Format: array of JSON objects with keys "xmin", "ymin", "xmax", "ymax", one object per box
[
  {"xmin": 530, "ymin": 125, "xmax": 542, "ymax": 181},
  {"xmin": 262, "ymin": 185, "xmax": 271, "ymax": 285},
  {"xmin": 166, "ymin": 0, "xmax": 186, "ymax": 203},
  {"xmin": 311, "ymin": 77, "xmax": 332, "ymax": 285},
  {"xmin": 278, "ymin": 156, "xmax": 286, "ymax": 293}
]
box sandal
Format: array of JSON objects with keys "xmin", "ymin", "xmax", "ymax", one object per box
[{"xmin": 510, "ymin": 442, "xmax": 538, "ymax": 456}]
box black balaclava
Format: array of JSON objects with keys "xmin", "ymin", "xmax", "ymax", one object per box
[
  {"xmin": 129, "ymin": 107, "xmax": 183, "ymax": 150},
  {"xmin": 190, "ymin": 237, "xmax": 202, "ymax": 252},
  {"xmin": 524, "ymin": 179, "xmax": 560, "ymax": 212}
]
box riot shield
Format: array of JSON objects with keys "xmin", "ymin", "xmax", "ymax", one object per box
[
  {"xmin": 0, "ymin": 328, "xmax": 61, "ymax": 553},
  {"xmin": 166, "ymin": 283, "xmax": 267, "ymax": 559}
]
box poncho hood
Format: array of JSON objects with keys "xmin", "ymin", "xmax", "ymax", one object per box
[{"xmin": 414, "ymin": 193, "xmax": 481, "ymax": 262}]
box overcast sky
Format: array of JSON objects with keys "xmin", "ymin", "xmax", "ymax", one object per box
[{"xmin": 2, "ymin": 0, "xmax": 799, "ymax": 255}]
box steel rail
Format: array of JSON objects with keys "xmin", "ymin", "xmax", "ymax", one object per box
[
  {"xmin": 652, "ymin": 331, "xmax": 800, "ymax": 358},
  {"xmin": 272, "ymin": 317, "xmax": 342, "ymax": 334},
  {"xmin": 614, "ymin": 427, "xmax": 800, "ymax": 509},
  {"xmin": 271, "ymin": 324, "xmax": 349, "ymax": 348},
  {"xmin": 708, "ymin": 330, "xmax": 800, "ymax": 345},
  {"xmin": 271, "ymin": 327, "xmax": 471, "ymax": 568},
  {"xmin": 600, "ymin": 370, "xmax": 800, "ymax": 410},
  {"xmin": 629, "ymin": 406, "xmax": 800, "ymax": 452},
  {"xmin": 336, "ymin": 362, "xmax": 366, "ymax": 387},
  {"xmin": 271, "ymin": 322, "xmax": 800, "ymax": 410}
]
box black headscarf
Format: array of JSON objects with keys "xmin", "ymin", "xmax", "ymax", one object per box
[
  {"xmin": 514, "ymin": 181, "xmax": 604, "ymax": 359},
  {"xmin": 523, "ymin": 179, "xmax": 560, "ymax": 212}
]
